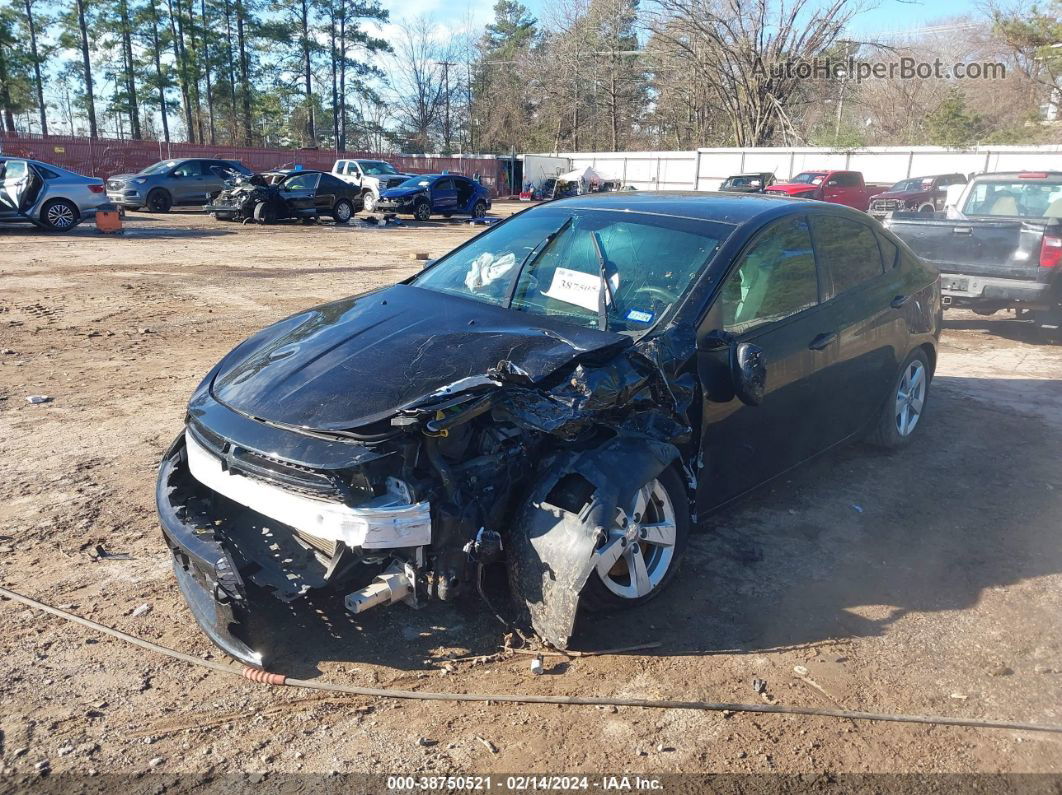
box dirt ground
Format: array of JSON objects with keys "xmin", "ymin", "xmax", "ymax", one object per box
[{"xmin": 1, "ymin": 206, "xmax": 1061, "ymax": 786}]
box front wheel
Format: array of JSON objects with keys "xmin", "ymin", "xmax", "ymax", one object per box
[
  {"xmin": 471, "ymin": 200, "xmax": 487, "ymax": 218},
  {"xmin": 332, "ymin": 198, "xmax": 354, "ymax": 223},
  {"xmin": 253, "ymin": 201, "xmax": 277, "ymax": 225},
  {"xmin": 362, "ymin": 192, "xmax": 377, "ymax": 213},
  {"xmin": 40, "ymin": 199, "xmax": 80, "ymax": 231},
  {"xmin": 146, "ymin": 189, "xmax": 172, "ymax": 213},
  {"xmin": 867, "ymin": 349, "xmax": 932, "ymax": 449},
  {"xmin": 413, "ymin": 200, "xmax": 431, "ymax": 221},
  {"xmin": 582, "ymin": 466, "xmax": 689, "ymax": 611}
]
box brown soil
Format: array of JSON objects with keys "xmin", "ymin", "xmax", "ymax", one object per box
[{"xmin": 1, "ymin": 206, "xmax": 1061, "ymax": 783}]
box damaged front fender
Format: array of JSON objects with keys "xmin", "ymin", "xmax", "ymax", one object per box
[{"xmin": 506, "ymin": 435, "xmax": 680, "ymax": 648}]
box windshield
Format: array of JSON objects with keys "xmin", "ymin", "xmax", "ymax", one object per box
[
  {"xmin": 398, "ymin": 175, "xmax": 433, "ymax": 189},
  {"xmin": 358, "ymin": 161, "xmax": 398, "ymax": 176},
  {"xmin": 889, "ymin": 178, "xmax": 933, "ymax": 192},
  {"xmin": 962, "ymin": 179, "xmax": 1062, "ymax": 218},
  {"xmin": 410, "ymin": 206, "xmax": 731, "ymax": 334},
  {"xmin": 791, "ymin": 172, "xmax": 825, "ymax": 185},
  {"xmin": 141, "ymin": 160, "xmax": 179, "ymax": 175}
]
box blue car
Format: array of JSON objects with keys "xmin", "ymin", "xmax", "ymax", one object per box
[{"xmin": 377, "ymin": 173, "xmax": 491, "ymax": 221}]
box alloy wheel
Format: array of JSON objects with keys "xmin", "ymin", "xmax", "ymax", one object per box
[
  {"xmin": 895, "ymin": 359, "xmax": 926, "ymax": 437},
  {"xmin": 592, "ymin": 479, "xmax": 677, "ymax": 600},
  {"xmin": 45, "ymin": 202, "xmax": 76, "ymax": 230}
]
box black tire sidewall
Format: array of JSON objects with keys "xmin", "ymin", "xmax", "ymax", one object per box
[
  {"xmin": 414, "ymin": 200, "xmax": 431, "ymax": 221},
  {"xmin": 581, "ymin": 465, "xmax": 690, "ymax": 612},
  {"xmin": 871, "ymin": 348, "xmax": 932, "ymax": 449}
]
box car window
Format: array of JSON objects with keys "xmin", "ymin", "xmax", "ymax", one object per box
[
  {"xmin": 961, "ymin": 179, "xmax": 1062, "ymax": 218},
  {"xmin": 720, "ymin": 216, "xmax": 819, "ymax": 333},
  {"xmin": 282, "ymin": 173, "xmax": 320, "ymax": 191},
  {"xmin": 877, "ymin": 232, "xmax": 899, "ymax": 269},
  {"xmin": 172, "ymin": 161, "xmax": 203, "ymax": 177},
  {"xmin": 398, "ymin": 175, "xmax": 433, "ymax": 189},
  {"xmin": 412, "ymin": 206, "xmax": 730, "ymax": 335},
  {"xmin": 358, "ymin": 161, "xmax": 397, "ymax": 176},
  {"xmin": 434, "ymin": 178, "xmax": 454, "ymax": 192},
  {"xmin": 319, "ymin": 174, "xmax": 344, "ymax": 191},
  {"xmin": 810, "ymin": 215, "xmax": 884, "ymax": 295},
  {"xmin": 3, "ymin": 160, "xmax": 28, "ymax": 180}
]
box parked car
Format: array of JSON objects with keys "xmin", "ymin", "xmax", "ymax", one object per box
[
  {"xmin": 106, "ymin": 158, "xmax": 254, "ymax": 212},
  {"xmin": 156, "ymin": 191, "xmax": 940, "ymax": 665},
  {"xmin": 868, "ymin": 174, "xmax": 968, "ymax": 219},
  {"xmin": 719, "ymin": 172, "xmax": 775, "ymax": 193},
  {"xmin": 765, "ymin": 170, "xmax": 889, "ymax": 212},
  {"xmin": 0, "ymin": 157, "xmax": 107, "ymax": 231},
  {"xmin": 205, "ymin": 169, "xmax": 363, "ymax": 224},
  {"xmin": 331, "ymin": 159, "xmax": 412, "ymax": 212},
  {"xmin": 884, "ymin": 170, "xmax": 1062, "ymax": 331},
  {"xmin": 377, "ymin": 174, "xmax": 491, "ymax": 220}
]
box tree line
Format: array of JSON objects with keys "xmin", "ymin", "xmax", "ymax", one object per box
[{"xmin": 0, "ymin": 0, "xmax": 1058, "ymax": 153}]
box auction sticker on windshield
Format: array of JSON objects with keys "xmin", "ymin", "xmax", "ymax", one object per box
[{"xmin": 542, "ymin": 267, "xmax": 616, "ymax": 312}]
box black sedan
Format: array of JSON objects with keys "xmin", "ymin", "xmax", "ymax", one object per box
[
  {"xmin": 205, "ymin": 170, "xmax": 363, "ymax": 224},
  {"xmin": 156, "ymin": 192, "xmax": 941, "ymax": 666}
]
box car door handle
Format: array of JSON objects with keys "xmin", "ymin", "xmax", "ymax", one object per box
[
  {"xmin": 808, "ymin": 331, "xmax": 837, "ymax": 351},
  {"xmin": 952, "ymin": 226, "xmax": 972, "ymax": 235},
  {"xmin": 890, "ymin": 294, "xmax": 911, "ymax": 309}
]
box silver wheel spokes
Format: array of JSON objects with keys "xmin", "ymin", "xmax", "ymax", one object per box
[
  {"xmin": 337, "ymin": 203, "xmax": 351, "ymax": 220},
  {"xmin": 594, "ymin": 480, "xmax": 677, "ymax": 600},
  {"xmin": 48, "ymin": 204, "xmax": 74, "ymax": 228},
  {"xmin": 895, "ymin": 360, "xmax": 926, "ymax": 437}
]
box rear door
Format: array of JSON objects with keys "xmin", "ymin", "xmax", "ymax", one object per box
[
  {"xmin": 315, "ymin": 173, "xmax": 343, "ymax": 212},
  {"xmin": 808, "ymin": 212, "xmax": 904, "ymax": 441},
  {"xmin": 698, "ymin": 214, "xmax": 839, "ymax": 509},
  {"xmin": 431, "ymin": 178, "xmax": 458, "ymax": 212}
]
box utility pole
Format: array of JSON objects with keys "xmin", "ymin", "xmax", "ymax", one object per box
[{"xmin": 435, "ymin": 60, "xmax": 456, "ymax": 153}]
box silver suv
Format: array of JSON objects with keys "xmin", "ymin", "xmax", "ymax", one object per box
[{"xmin": 107, "ymin": 158, "xmax": 253, "ymax": 212}]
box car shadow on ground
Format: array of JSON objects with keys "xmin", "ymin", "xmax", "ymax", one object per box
[
  {"xmin": 943, "ymin": 316, "xmax": 1058, "ymax": 346},
  {"xmin": 245, "ymin": 376, "xmax": 1062, "ymax": 679}
]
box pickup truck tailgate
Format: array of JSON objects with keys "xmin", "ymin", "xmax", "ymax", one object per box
[{"xmin": 886, "ymin": 215, "xmax": 1044, "ymax": 281}]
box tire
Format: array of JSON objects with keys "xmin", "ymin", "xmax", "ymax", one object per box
[
  {"xmin": 332, "ymin": 198, "xmax": 354, "ymax": 224},
  {"xmin": 918, "ymin": 203, "xmax": 935, "ymax": 213},
  {"xmin": 39, "ymin": 199, "xmax": 79, "ymax": 232},
  {"xmin": 146, "ymin": 189, "xmax": 172, "ymax": 213},
  {"xmin": 413, "ymin": 200, "xmax": 431, "ymax": 221},
  {"xmin": 253, "ymin": 201, "xmax": 277, "ymax": 224},
  {"xmin": 215, "ymin": 212, "xmax": 235, "ymax": 222},
  {"xmin": 471, "ymin": 200, "xmax": 488, "ymax": 219},
  {"xmin": 866, "ymin": 348, "xmax": 932, "ymax": 449},
  {"xmin": 581, "ymin": 466, "xmax": 690, "ymax": 611},
  {"xmin": 362, "ymin": 192, "xmax": 377, "ymax": 213}
]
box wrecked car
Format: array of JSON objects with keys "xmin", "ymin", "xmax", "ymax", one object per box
[
  {"xmin": 157, "ymin": 192, "xmax": 941, "ymax": 666},
  {"xmin": 205, "ymin": 170, "xmax": 363, "ymax": 224},
  {"xmin": 377, "ymin": 173, "xmax": 491, "ymax": 221}
]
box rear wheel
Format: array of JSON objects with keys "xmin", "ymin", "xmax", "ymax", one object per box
[
  {"xmin": 146, "ymin": 189, "xmax": 172, "ymax": 213},
  {"xmin": 333, "ymin": 198, "xmax": 354, "ymax": 223},
  {"xmin": 413, "ymin": 200, "xmax": 431, "ymax": 221},
  {"xmin": 867, "ymin": 349, "xmax": 932, "ymax": 449},
  {"xmin": 40, "ymin": 199, "xmax": 79, "ymax": 231},
  {"xmin": 582, "ymin": 466, "xmax": 689, "ymax": 611}
]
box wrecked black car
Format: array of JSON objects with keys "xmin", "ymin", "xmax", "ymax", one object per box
[
  {"xmin": 157, "ymin": 192, "xmax": 941, "ymax": 666},
  {"xmin": 206, "ymin": 169, "xmax": 363, "ymax": 224}
]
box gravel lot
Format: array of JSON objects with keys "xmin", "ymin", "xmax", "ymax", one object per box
[{"xmin": 1, "ymin": 206, "xmax": 1061, "ymax": 784}]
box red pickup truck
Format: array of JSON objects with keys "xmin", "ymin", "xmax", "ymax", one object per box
[{"xmin": 765, "ymin": 170, "xmax": 889, "ymax": 212}]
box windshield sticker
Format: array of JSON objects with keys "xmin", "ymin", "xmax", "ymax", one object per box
[
  {"xmin": 542, "ymin": 267, "xmax": 618, "ymax": 312},
  {"xmin": 626, "ymin": 309, "xmax": 654, "ymax": 324},
  {"xmin": 464, "ymin": 251, "xmax": 517, "ymax": 291}
]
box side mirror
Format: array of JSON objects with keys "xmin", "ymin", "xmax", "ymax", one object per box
[{"xmin": 730, "ymin": 342, "xmax": 766, "ymax": 406}]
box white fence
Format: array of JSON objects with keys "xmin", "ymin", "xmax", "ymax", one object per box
[{"xmin": 523, "ymin": 146, "xmax": 1062, "ymax": 192}]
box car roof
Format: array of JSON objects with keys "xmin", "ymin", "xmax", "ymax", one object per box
[{"xmin": 546, "ymin": 190, "xmax": 831, "ymax": 225}]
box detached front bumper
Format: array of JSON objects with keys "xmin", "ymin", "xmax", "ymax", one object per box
[{"xmin": 156, "ymin": 436, "xmax": 263, "ymax": 666}]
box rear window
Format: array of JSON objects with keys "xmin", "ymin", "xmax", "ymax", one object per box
[
  {"xmin": 962, "ymin": 179, "xmax": 1062, "ymax": 218},
  {"xmin": 810, "ymin": 215, "xmax": 884, "ymax": 295}
]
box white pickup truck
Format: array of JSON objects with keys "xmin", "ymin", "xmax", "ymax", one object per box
[{"xmin": 331, "ymin": 159, "xmax": 413, "ymax": 212}]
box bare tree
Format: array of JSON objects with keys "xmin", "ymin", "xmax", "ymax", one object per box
[{"xmin": 388, "ymin": 16, "xmax": 454, "ymax": 152}]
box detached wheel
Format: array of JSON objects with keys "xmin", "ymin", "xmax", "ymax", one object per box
[
  {"xmin": 471, "ymin": 200, "xmax": 488, "ymax": 218},
  {"xmin": 867, "ymin": 349, "xmax": 932, "ymax": 449},
  {"xmin": 40, "ymin": 199, "xmax": 79, "ymax": 231},
  {"xmin": 253, "ymin": 201, "xmax": 277, "ymax": 224},
  {"xmin": 333, "ymin": 198, "xmax": 354, "ymax": 224},
  {"xmin": 413, "ymin": 200, "xmax": 431, "ymax": 221},
  {"xmin": 146, "ymin": 189, "xmax": 172, "ymax": 213},
  {"xmin": 362, "ymin": 192, "xmax": 377, "ymax": 213},
  {"xmin": 582, "ymin": 466, "xmax": 689, "ymax": 611}
]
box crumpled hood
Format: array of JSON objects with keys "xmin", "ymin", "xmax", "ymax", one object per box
[
  {"xmin": 380, "ymin": 185, "xmax": 426, "ymax": 200},
  {"xmin": 209, "ymin": 284, "xmax": 628, "ymax": 431}
]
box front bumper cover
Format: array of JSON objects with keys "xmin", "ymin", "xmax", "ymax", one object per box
[{"xmin": 156, "ymin": 436, "xmax": 263, "ymax": 666}]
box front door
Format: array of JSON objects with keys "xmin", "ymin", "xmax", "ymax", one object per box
[
  {"xmin": 171, "ymin": 160, "xmax": 205, "ymax": 203},
  {"xmin": 279, "ymin": 172, "xmax": 320, "ymax": 215},
  {"xmin": 697, "ymin": 214, "xmax": 839, "ymax": 511},
  {"xmin": 431, "ymin": 178, "xmax": 458, "ymax": 213}
]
